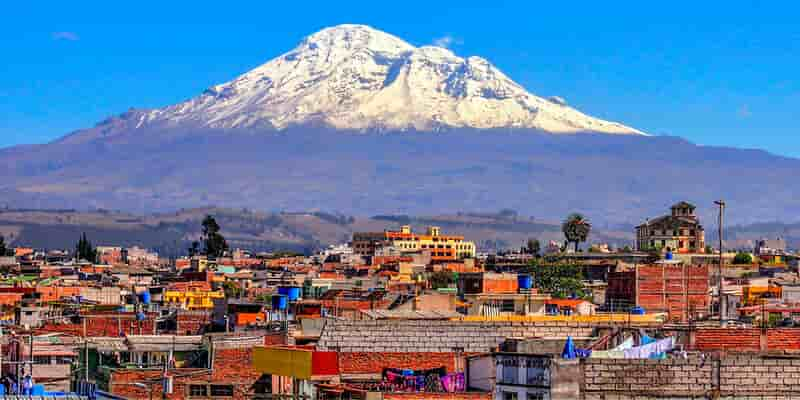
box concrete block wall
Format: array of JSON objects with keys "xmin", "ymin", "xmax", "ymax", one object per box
[
  {"xmin": 720, "ymin": 356, "xmax": 800, "ymax": 397},
  {"xmin": 581, "ymin": 355, "xmax": 800, "ymax": 399},
  {"xmin": 582, "ymin": 357, "xmax": 713, "ymax": 399},
  {"xmin": 317, "ymin": 320, "xmax": 597, "ymax": 353}
]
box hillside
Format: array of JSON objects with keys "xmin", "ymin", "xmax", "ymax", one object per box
[{"xmin": 0, "ymin": 208, "xmax": 629, "ymax": 257}]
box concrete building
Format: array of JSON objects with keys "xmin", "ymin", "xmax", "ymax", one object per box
[
  {"xmin": 353, "ymin": 225, "xmax": 476, "ymax": 261},
  {"xmin": 635, "ymin": 201, "xmax": 706, "ymax": 253}
]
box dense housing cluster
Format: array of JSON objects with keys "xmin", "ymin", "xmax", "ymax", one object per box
[{"xmin": 0, "ymin": 205, "xmax": 798, "ymax": 399}]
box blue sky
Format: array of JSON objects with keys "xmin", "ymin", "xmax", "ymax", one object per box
[{"xmin": 2, "ymin": 1, "xmax": 799, "ymax": 157}]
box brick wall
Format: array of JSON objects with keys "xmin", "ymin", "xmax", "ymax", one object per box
[
  {"xmin": 694, "ymin": 328, "xmax": 800, "ymax": 352},
  {"xmin": 110, "ymin": 340, "xmax": 268, "ymax": 400},
  {"xmin": 339, "ymin": 352, "xmax": 457, "ymax": 374},
  {"xmin": 719, "ymin": 355, "xmax": 800, "ymax": 397},
  {"xmin": 694, "ymin": 328, "xmax": 761, "ymax": 351},
  {"xmin": 581, "ymin": 354, "xmax": 800, "ymax": 399},
  {"xmin": 383, "ymin": 393, "xmax": 491, "ymax": 400},
  {"xmin": 37, "ymin": 313, "xmax": 157, "ymax": 336},
  {"xmin": 176, "ymin": 310, "xmax": 212, "ymax": 335},
  {"xmin": 582, "ymin": 357, "xmax": 713, "ymax": 399}
]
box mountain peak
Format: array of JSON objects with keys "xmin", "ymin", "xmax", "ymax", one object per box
[
  {"xmin": 301, "ymin": 24, "xmax": 413, "ymax": 54},
  {"xmin": 106, "ymin": 25, "xmax": 645, "ymax": 135}
]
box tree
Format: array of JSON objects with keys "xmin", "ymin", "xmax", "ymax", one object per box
[
  {"xmin": 201, "ymin": 215, "xmax": 228, "ymax": 258},
  {"xmin": 532, "ymin": 263, "xmax": 586, "ymax": 299},
  {"xmin": 188, "ymin": 241, "xmax": 200, "ymax": 257},
  {"xmin": 428, "ymin": 270, "xmax": 456, "ymax": 289},
  {"xmin": 526, "ymin": 239, "xmax": 541, "ymax": 257},
  {"xmin": 733, "ymin": 252, "xmax": 754, "ymax": 265},
  {"xmin": 222, "ymin": 280, "xmax": 242, "ymax": 298},
  {"xmin": 75, "ymin": 232, "xmax": 97, "ymax": 262},
  {"xmin": 0, "ymin": 235, "xmax": 6, "ymax": 257},
  {"xmin": 562, "ymin": 213, "xmax": 592, "ymax": 252}
]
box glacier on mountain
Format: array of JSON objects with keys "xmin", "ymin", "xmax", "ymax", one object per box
[{"xmin": 114, "ymin": 24, "xmax": 645, "ymax": 135}]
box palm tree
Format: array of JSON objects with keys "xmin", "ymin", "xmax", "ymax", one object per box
[{"xmin": 562, "ymin": 213, "xmax": 591, "ymax": 252}]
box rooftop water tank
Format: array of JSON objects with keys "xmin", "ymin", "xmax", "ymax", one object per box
[
  {"xmin": 517, "ymin": 274, "xmax": 533, "ymax": 290},
  {"xmin": 278, "ymin": 286, "xmax": 302, "ymax": 301},
  {"xmin": 272, "ymin": 295, "xmax": 288, "ymax": 310}
]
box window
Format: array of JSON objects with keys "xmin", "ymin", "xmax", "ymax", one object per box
[
  {"xmin": 33, "ymin": 356, "xmax": 51, "ymax": 365},
  {"xmin": 503, "ymin": 392, "xmax": 518, "ymax": 400},
  {"xmin": 210, "ymin": 385, "xmax": 234, "ymax": 397},
  {"xmin": 501, "ymin": 299, "xmax": 515, "ymax": 313},
  {"xmin": 189, "ymin": 385, "xmax": 208, "ymax": 397}
]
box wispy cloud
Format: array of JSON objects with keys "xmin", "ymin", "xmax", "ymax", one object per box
[
  {"xmin": 432, "ymin": 35, "xmax": 462, "ymax": 49},
  {"xmin": 737, "ymin": 105, "xmax": 752, "ymax": 119},
  {"xmin": 52, "ymin": 31, "xmax": 80, "ymax": 41}
]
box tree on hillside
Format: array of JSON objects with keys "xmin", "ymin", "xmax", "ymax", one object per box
[
  {"xmin": 0, "ymin": 235, "xmax": 6, "ymax": 257},
  {"xmin": 75, "ymin": 232, "xmax": 97, "ymax": 262},
  {"xmin": 202, "ymin": 215, "xmax": 228, "ymax": 258},
  {"xmin": 525, "ymin": 239, "xmax": 541, "ymax": 257},
  {"xmin": 733, "ymin": 252, "xmax": 754, "ymax": 265},
  {"xmin": 562, "ymin": 213, "xmax": 591, "ymax": 252}
]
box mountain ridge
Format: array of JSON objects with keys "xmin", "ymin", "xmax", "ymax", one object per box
[{"xmin": 54, "ymin": 24, "xmax": 644, "ymax": 144}]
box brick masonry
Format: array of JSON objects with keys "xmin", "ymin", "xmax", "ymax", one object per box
[
  {"xmin": 693, "ymin": 328, "xmax": 800, "ymax": 352},
  {"xmin": 339, "ymin": 352, "xmax": 457, "ymax": 374},
  {"xmin": 109, "ymin": 335, "xmax": 280, "ymax": 400},
  {"xmin": 383, "ymin": 393, "xmax": 491, "ymax": 399}
]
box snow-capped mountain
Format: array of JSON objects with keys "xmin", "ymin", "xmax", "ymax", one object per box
[{"xmin": 109, "ymin": 24, "xmax": 643, "ymax": 135}]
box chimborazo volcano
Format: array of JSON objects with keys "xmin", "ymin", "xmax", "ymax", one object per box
[{"xmin": 1, "ymin": 25, "xmax": 798, "ymax": 225}]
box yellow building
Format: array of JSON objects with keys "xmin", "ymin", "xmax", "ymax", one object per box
[
  {"xmin": 353, "ymin": 225, "xmax": 476, "ymax": 261},
  {"xmin": 742, "ymin": 285, "xmax": 782, "ymax": 306},
  {"xmin": 163, "ymin": 282, "xmax": 224, "ymax": 309}
]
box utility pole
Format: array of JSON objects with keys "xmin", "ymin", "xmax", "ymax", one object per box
[
  {"xmin": 715, "ymin": 200, "xmax": 726, "ymax": 327},
  {"xmin": 83, "ymin": 317, "xmax": 89, "ymax": 382}
]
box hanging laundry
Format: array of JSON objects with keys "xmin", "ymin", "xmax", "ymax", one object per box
[{"xmin": 612, "ymin": 337, "xmax": 634, "ymax": 351}]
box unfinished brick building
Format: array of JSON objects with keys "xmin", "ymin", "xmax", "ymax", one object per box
[{"xmin": 606, "ymin": 264, "xmax": 710, "ymax": 322}]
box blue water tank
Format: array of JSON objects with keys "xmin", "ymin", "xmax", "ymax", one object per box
[
  {"xmin": 272, "ymin": 295, "xmax": 288, "ymax": 310},
  {"xmin": 517, "ymin": 274, "xmax": 533, "ymax": 290},
  {"xmin": 278, "ymin": 286, "xmax": 302, "ymax": 301},
  {"xmin": 136, "ymin": 312, "xmax": 146, "ymax": 321},
  {"xmin": 31, "ymin": 385, "xmax": 45, "ymax": 396},
  {"xmin": 665, "ymin": 251, "xmax": 674, "ymax": 260},
  {"xmin": 139, "ymin": 290, "xmax": 151, "ymax": 305},
  {"xmin": 630, "ymin": 306, "xmax": 646, "ymax": 315}
]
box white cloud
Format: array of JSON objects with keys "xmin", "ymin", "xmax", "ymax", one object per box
[
  {"xmin": 432, "ymin": 35, "xmax": 462, "ymax": 49},
  {"xmin": 52, "ymin": 31, "xmax": 80, "ymax": 41}
]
